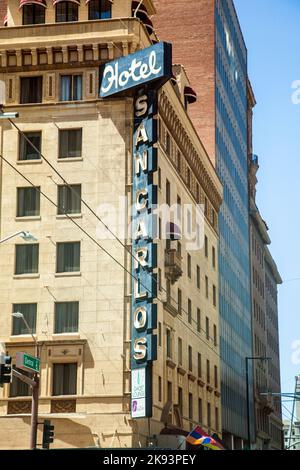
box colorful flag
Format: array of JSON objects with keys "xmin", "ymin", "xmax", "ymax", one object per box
[
  {"xmin": 186, "ymin": 426, "xmax": 225, "ymax": 450},
  {"xmin": 186, "ymin": 426, "xmax": 206, "ymax": 446},
  {"xmin": 198, "ymin": 436, "xmax": 225, "ymax": 451}
]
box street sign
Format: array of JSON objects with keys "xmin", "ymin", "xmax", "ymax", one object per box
[{"xmin": 16, "ymin": 352, "xmax": 40, "ymax": 373}]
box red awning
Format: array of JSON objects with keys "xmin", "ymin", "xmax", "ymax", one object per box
[
  {"xmin": 184, "ymin": 86, "xmax": 197, "ymax": 104},
  {"xmin": 86, "ymin": 0, "xmax": 113, "ymax": 3},
  {"xmin": 53, "ymin": 0, "xmax": 80, "ymax": 5},
  {"xmin": 19, "ymin": 0, "xmax": 47, "ymax": 8}
]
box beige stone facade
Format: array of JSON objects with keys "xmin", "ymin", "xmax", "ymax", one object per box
[{"xmin": 0, "ymin": 0, "xmax": 222, "ymax": 449}]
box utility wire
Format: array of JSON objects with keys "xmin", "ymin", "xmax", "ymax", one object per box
[
  {"xmin": 7, "ymin": 118, "xmax": 219, "ymax": 346},
  {"xmin": 0, "ymin": 153, "xmax": 225, "ymax": 366}
]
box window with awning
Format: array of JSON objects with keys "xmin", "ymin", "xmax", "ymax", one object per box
[
  {"xmin": 20, "ymin": 0, "xmax": 47, "ymax": 8},
  {"xmin": 55, "ymin": 0, "xmax": 79, "ymax": 22},
  {"xmin": 20, "ymin": 0, "xmax": 47, "ymax": 24}
]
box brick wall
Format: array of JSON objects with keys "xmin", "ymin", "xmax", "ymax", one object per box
[
  {"xmin": 0, "ymin": 0, "xmax": 7, "ymax": 24},
  {"xmin": 153, "ymin": 0, "xmax": 216, "ymax": 165}
]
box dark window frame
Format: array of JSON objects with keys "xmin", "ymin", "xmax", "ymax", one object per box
[
  {"xmin": 56, "ymin": 1, "xmax": 78, "ymax": 22},
  {"xmin": 17, "ymin": 186, "xmax": 40, "ymax": 218},
  {"xmin": 22, "ymin": 4, "xmax": 45, "ymax": 25},
  {"xmin": 88, "ymin": 0, "xmax": 112, "ymax": 20},
  {"xmin": 20, "ymin": 76, "xmax": 43, "ymax": 104},
  {"xmin": 19, "ymin": 131, "xmax": 42, "ymax": 161},
  {"xmin": 15, "ymin": 244, "xmax": 39, "ymax": 275},
  {"xmin": 58, "ymin": 128, "xmax": 82, "ymax": 159},
  {"xmin": 56, "ymin": 241, "xmax": 81, "ymax": 273}
]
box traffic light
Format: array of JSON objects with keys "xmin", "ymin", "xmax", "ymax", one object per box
[
  {"xmin": 0, "ymin": 355, "xmax": 12, "ymax": 384},
  {"xmin": 42, "ymin": 420, "xmax": 54, "ymax": 449}
]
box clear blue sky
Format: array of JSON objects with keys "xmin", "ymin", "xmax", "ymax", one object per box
[{"xmin": 234, "ymin": 0, "xmax": 300, "ymax": 420}]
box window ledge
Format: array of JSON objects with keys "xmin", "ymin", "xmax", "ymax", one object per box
[
  {"xmin": 52, "ymin": 334, "xmax": 80, "ymax": 340},
  {"xmin": 57, "ymin": 157, "xmax": 83, "ymax": 162},
  {"xmin": 56, "ymin": 214, "xmax": 82, "ymax": 220},
  {"xmin": 55, "ymin": 272, "xmax": 81, "ymax": 278},
  {"xmin": 16, "ymin": 160, "xmax": 42, "ymax": 165},
  {"xmin": 13, "ymin": 274, "xmax": 40, "ymax": 280},
  {"xmin": 15, "ymin": 216, "xmax": 41, "ymax": 221},
  {"xmin": 9, "ymin": 335, "xmax": 37, "ymax": 342}
]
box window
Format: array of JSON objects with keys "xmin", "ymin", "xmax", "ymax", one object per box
[
  {"xmin": 213, "ymin": 324, "xmax": 217, "ymax": 346},
  {"xmin": 198, "ymin": 353, "xmax": 202, "ymax": 377},
  {"xmin": 206, "ymin": 316, "xmax": 209, "ymax": 340},
  {"xmin": 59, "ymin": 129, "xmax": 82, "ymax": 159},
  {"xmin": 166, "ymin": 132, "xmax": 171, "ymax": 154},
  {"xmin": 15, "ymin": 244, "xmax": 39, "ymax": 275},
  {"xmin": 207, "ymin": 403, "xmax": 211, "ymax": 429},
  {"xmin": 212, "ymin": 246, "xmax": 216, "ymax": 268},
  {"xmin": 197, "ymin": 308, "xmax": 201, "ymax": 333},
  {"xmin": 56, "ymin": 242, "xmax": 80, "ymax": 273},
  {"xmin": 207, "ymin": 359, "xmax": 210, "ymax": 383},
  {"xmin": 158, "ymin": 167, "xmax": 161, "ymax": 189},
  {"xmin": 188, "ymin": 298, "xmax": 192, "ymax": 324},
  {"xmin": 177, "ymin": 241, "xmax": 181, "ymax": 256},
  {"xmin": 177, "ymin": 151, "xmax": 181, "ymax": 172},
  {"xmin": 187, "ymin": 253, "xmax": 191, "ymax": 278},
  {"xmin": 12, "ymin": 303, "xmax": 37, "ymax": 336},
  {"xmin": 167, "ymin": 381, "xmax": 172, "ymax": 403},
  {"xmin": 188, "ymin": 345, "xmax": 192, "ymax": 371},
  {"xmin": 196, "ymin": 265, "xmax": 200, "ymax": 289},
  {"xmin": 19, "ymin": 131, "xmax": 41, "ymax": 161},
  {"xmin": 17, "ymin": 187, "xmax": 40, "ymax": 217},
  {"xmin": 188, "ymin": 393, "xmax": 193, "ymax": 421},
  {"xmin": 205, "ymin": 235, "xmax": 208, "ymax": 257},
  {"xmin": 166, "ymin": 329, "xmax": 172, "ymax": 358},
  {"xmin": 178, "ymin": 387, "xmax": 183, "ymax": 415},
  {"xmin": 60, "ymin": 75, "xmax": 82, "ymax": 101},
  {"xmin": 178, "ymin": 337, "xmax": 182, "ymax": 365},
  {"xmin": 20, "ymin": 77, "xmax": 42, "ymax": 104},
  {"xmin": 158, "ymin": 322, "xmax": 162, "ymax": 347},
  {"xmin": 10, "ymin": 367, "xmax": 31, "ymax": 397},
  {"xmin": 88, "ymin": 0, "xmax": 112, "ymax": 19},
  {"xmin": 187, "ymin": 167, "xmax": 191, "ymax": 187},
  {"xmin": 158, "ymin": 376, "xmax": 162, "ymax": 402},
  {"xmin": 56, "ymin": 1, "xmax": 78, "ymax": 22},
  {"xmin": 178, "ymin": 289, "xmax": 182, "ymax": 315},
  {"xmin": 158, "ymin": 268, "xmax": 162, "ymax": 291},
  {"xmin": 55, "ymin": 302, "xmax": 79, "ymax": 334},
  {"xmin": 214, "ymin": 365, "xmax": 218, "ymax": 388},
  {"xmin": 177, "ymin": 195, "xmax": 181, "ymax": 222},
  {"xmin": 213, "ymin": 285, "xmax": 217, "ymax": 307},
  {"xmin": 58, "ymin": 184, "xmax": 81, "ymax": 214},
  {"xmin": 205, "ymin": 276, "xmax": 209, "ymax": 299},
  {"xmin": 23, "ymin": 4, "xmax": 45, "ymax": 25},
  {"xmin": 166, "ymin": 179, "xmax": 171, "ymax": 206},
  {"xmin": 198, "ymin": 398, "xmax": 203, "ymax": 423},
  {"xmin": 52, "ymin": 363, "xmax": 77, "ymax": 396}
]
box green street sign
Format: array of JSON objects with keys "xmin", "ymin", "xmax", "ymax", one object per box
[{"xmin": 16, "ymin": 352, "xmax": 40, "ymax": 373}]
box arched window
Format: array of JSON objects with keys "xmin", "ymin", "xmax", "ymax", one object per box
[
  {"xmin": 88, "ymin": 0, "xmax": 112, "ymax": 20},
  {"xmin": 22, "ymin": 2, "xmax": 46, "ymax": 25},
  {"xmin": 56, "ymin": 1, "xmax": 79, "ymax": 22}
]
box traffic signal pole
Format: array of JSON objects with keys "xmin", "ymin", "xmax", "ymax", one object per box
[{"xmin": 30, "ymin": 375, "xmax": 39, "ymax": 450}]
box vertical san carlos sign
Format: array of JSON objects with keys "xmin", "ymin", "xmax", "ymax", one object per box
[{"xmin": 100, "ymin": 42, "xmax": 172, "ymax": 418}]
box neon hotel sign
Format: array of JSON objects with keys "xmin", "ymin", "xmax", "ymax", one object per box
[{"xmin": 100, "ymin": 42, "xmax": 172, "ymax": 418}]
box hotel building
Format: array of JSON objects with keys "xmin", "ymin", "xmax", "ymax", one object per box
[{"xmin": 0, "ymin": 0, "xmax": 223, "ymax": 449}]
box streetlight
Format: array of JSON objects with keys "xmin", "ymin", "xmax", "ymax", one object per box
[
  {"xmin": 0, "ymin": 230, "xmax": 37, "ymax": 244},
  {"xmin": 245, "ymin": 356, "xmax": 271, "ymax": 450},
  {"xmin": 11, "ymin": 312, "xmax": 40, "ymax": 450}
]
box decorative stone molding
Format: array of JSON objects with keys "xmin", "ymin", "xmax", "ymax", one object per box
[{"xmin": 158, "ymin": 90, "xmax": 222, "ymax": 217}]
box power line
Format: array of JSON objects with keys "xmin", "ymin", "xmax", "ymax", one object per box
[
  {"xmin": 0, "ymin": 153, "xmax": 226, "ymax": 367},
  {"xmin": 7, "ymin": 118, "xmax": 219, "ymax": 346}
]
